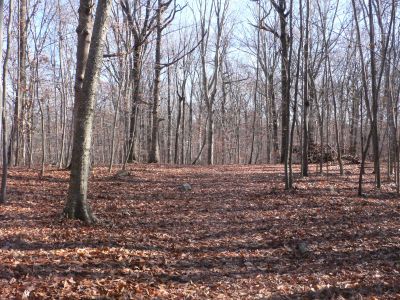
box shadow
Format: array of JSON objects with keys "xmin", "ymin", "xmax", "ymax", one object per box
[
  {"xmin": 283, "ymin": 283, "xmax": 400, "ymax": 300},
  {"xmin": 1, "ymin": 165, "xmax": 399, "ymax": 298}
]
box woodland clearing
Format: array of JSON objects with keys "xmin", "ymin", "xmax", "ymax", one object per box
[{"xmin": 0, "ymin": 164, "xmax": 399, "ymax": 299}]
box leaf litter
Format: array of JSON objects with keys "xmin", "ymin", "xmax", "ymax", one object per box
[{"xmin": 0, "ymin": 163, "xmax": 399, "ymax": 299}]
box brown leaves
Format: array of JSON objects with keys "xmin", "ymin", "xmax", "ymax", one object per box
[{"xmin": 0, "ymin": 164, "xmax": 399, "ymax": 298}]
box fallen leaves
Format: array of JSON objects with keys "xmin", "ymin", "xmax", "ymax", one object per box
[{"xmin": 0, "ymin": 164, "xmax": 399, "ymax": 298}]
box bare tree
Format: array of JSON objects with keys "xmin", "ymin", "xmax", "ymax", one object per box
[
  {"xmin": 0, "ymin": 0, "xmax": 13, "ymax": 203},
  {"xmin": 64, "ymin": 0, "xmax": 112, "ymax": 223},
  {"xmin": 262, "ymin": 0, "xmax": 291, "ymax": 188}
]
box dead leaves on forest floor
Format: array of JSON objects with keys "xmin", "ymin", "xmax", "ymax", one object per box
[{"xmin": 0, "ymin": 163, "xmax": 399, "ymax": 299}]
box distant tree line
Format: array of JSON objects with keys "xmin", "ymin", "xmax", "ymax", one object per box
[{"xmin": 0, "ymin": 0, "xmax": 398, "ymax": 220}]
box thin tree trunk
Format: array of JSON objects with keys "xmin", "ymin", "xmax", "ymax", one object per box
[
  {"xmin": 270, "ymin": 0, "xmax": 291, "ymax": 188},
  {"xmin": 108, "ymin": 86, "xmax": 122, "ymax": 172},
  {"xmin": 249, "ymin": 0, "xmax": 261, "ymax": 165},
  {"xmin": 166, "ymin": 65, "xmax": 172, "ymax": 163},
  {"xmin": 58, "ymin": 15, "xmax": 67, "ymax": 168},
  {"xmin": 0, "ymin": 0, "xmax": 12, "ymax": 203},
  {"xmin": 268, "ymin": 73, "xmax": 279, "ymax": 163},
  {"xmin": 368, "ymin": 0, "xmax": 380, "ymax": 188},
  {"xmin": 328, "ymin": 58, "xmax": 343, "ymax": 175},
  {"xmin": 36, "ymin": 55, "xmax": 45, "ymax": 176},
  {"xmin": 349, "ymin": 83, "xmax": 359, "ymax": 156},
  {"xmin": 148, "ymin": 1, "xmax": 163, "ymax": 163},
  {"xmin": 275, "ymin": 0, "xmax": 290, "ymax": 166},
  {"xmin": 301, "ymin": 0, "xmax": 309, "ymax": 176},
  {"xmin": 181, "ymin": 92, "xmax": 185, "ymax": 164},
  {"xmin": 174, "ymin": 96, "xmax": 182, "ymax": 164}
]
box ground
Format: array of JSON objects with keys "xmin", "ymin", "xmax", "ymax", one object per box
[{"xmin": 0, "ymin": 163, "xmax": 399, "ymax": 299}]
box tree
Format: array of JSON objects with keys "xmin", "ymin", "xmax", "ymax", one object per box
[
  {"xmin": 64, "ymin": 0, "xmax": 112, "ymax": 223},
  {"xmin": 352, "ymin": 0, "xmax": 394, "ymax": 190},
  {"xmin": 262, "ymin": 0, "xmax": 292, "ymax": 188},
  {"xmin": 0, "ymin": 0, "xmax": 13, "ymax": 203},
  {"xmin": 197, "ymin": 0, "xmax": 228, "ymax": 165},
  {"xmin": 148, "ymin": 0, "xmax": 182, "ymax": 163},
  {"xmin": 301, "ymin": 0, "xmax": 309, "ymax": 176},
  {"xmin": 120, "ymin": 0, "xmax": 158, "ymax": 163},
  {"xmin": 8, "ymin": 0, "xmax": 28, "ymax": 167}
]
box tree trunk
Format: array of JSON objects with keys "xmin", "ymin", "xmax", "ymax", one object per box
[
  {"xmin": 207, "ymin": 106, "xmax": 214, "ymax": 165},
  {"xmin": 278, "ymin": 2, "xmax": 290, "ymax": 166},
  {"xmin": 188, "ymin": 86, "xmax": 193, "ymax": 163},
  {"xmin": 270, "ymin": 0, "xmax": 291, "ymax": 188},
  {"xmin": 268, "ymin": 74, "xmax": 279, "ymax": 163},
  {"xmin": 148, "ymin": 1, "xmax": 162, "ymax": 163},
  {"xmin": 249, "ymin": 0, "xmax": 261, "ymax": 165},
  {"xmin": 301, "ymin": 0, "xmax": 309, "ymax": 177},
  {"xmin": 328, "ymin": 58, "xmax": 343, "ymax": 175},
  {"xmin": 181, "ymin": 92, "xmax": 185, "ymax": 164},
  {"xmin": 0, "ymin": 0, "xmax": 12, "ymax": 203},
  {"xmin": 349, "ymin": 83, "xmax": 359, "ymax": 156},
  {"xmin": 174, "ymin": 96, "xmax": 182, "ymax": 164},
  {"xmin": 64, "ymin": 0, "xmax": 112, "ymax": 223},
  {"xmin": 221, "ymin": 81, "xmax": 227, "ymax": 164},
  {"xmin": 11, "ymin": 0, "xmax": 27, "ymax": 166},
  {"xmin": 368, "ymin": 0, "xmax": 381, "ymax": 188},
  {"xmin": 57, "ymin": 12, "xmax": 67, "ymax": 169},
  {"xmin": 127, "ymin": 44, "xmax": 142, "ymax": 163},
  {"xmin": 108, "ymin": 86, "xmax": 122, "ymax": 172},
  {"xmin": 166, "ymin": 66, "xmax": 172, "ymax": 163}
]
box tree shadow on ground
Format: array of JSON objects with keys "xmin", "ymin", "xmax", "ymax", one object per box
[{"xmin": 0, "ymin": 165, "xmax": 399, "ymax": 298}]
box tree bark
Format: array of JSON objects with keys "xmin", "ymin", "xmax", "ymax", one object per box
[
  {"xmin": 175, "ymin": 95, "xmax": 182, "ymax": 164},
  {"xmin": 301, "ymin": 0, "xmax": 309, "ymax": 176},
  {"xmin": 0, "ymin": 0, "xmax": 12, "ymax": 203},
  {"xmin": 127, "ymin": 44, "xmax": 143, "ymax": 162},
  {"xmin": 368, "ymin": 0, "xmax": 381, "ymax": 188},
  {"xmin": 274, "ymin": 0, "xmax": 290, "ymax": 166},
  {"xmin": 10, "ymin": 0, "xmax": 27, "ymax": 166},
  {"xmin": 148, "ymin": 0, "xmax": 163, "ymax": 163},
  {"xmin": 64, "ymin": 0, "xmax": 112, "ymax": 223},
  {"xmin": 269, "ymin": 0, "xmax": 291, "ymax": 188}
]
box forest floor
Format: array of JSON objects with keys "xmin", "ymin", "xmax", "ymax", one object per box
[{"xmin": 0, "ymin": 163, "xmax": 399, "ymax": 299}]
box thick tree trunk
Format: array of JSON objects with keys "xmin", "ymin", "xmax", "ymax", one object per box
[
  {"xmin": 64, "ymin": 0, "xmax": 112, "ymax": 223},
  {"xmin": 127, "ymin": 44, "xmax": 142, "ymax": 163},
  {"xmin": 65, "ymin": 0, "xmax": 94, "ymax": 171}
]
